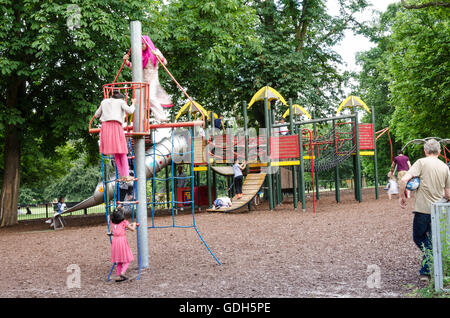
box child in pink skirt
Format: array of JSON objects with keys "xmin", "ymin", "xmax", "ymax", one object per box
[
  {"xmin": 95, "ymin": 91, "xmax": 136, "ymax": 182},
  {"xmin": 108, "ymin": 207, "xmax": 137, "ymax": 282}
]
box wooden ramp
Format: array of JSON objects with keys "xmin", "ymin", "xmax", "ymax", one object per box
[{"xmin": 207, "ymin": 173, "xmax": 266, "ymax": 213}]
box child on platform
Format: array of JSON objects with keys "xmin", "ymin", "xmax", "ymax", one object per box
[
  {"xmin": 108, "ymin": 207, "xmax": 137, "ymax": 282},
  {"xmin": 94, "ymin": 91, "xmax": 136, "ymax": 182}
]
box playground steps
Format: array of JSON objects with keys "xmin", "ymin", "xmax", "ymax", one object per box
[{"xmin": 207, "ymin": 173, "xmax": 267, "ymax": 213}]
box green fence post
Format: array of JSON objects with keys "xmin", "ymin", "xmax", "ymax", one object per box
[
  {"xmin": 289, "ymin": 99, "xmax": 298, "ymax": 210},
  {"xmin": 264, "ymin": 97, "xmax": 274, "ymax": 210},
  {"xmin": 298, "ymin": 124, "xmax": 306, "ymax": 211},
  {"xmin": 371, "ymin": 105, "xmax": 379, "ymax": 199},
  {"xmin": 354, "ymin": 113, "xmax": 362, "ymax": 202}
]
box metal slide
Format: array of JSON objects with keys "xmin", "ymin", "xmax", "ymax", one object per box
[{"xmin": 64, "ymin": 130, "xmax": 191, "ymax": 214}]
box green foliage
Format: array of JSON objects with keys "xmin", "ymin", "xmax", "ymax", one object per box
[
  {"xmin": 139, "ymin": 0, "xmax": 262, "ymax": 117},
  {"xmin": 0, "ymin": 0, "xmax": 157, "ymax": 160},
  {"xmin": 387, "ymin": 5, "xmax": 450, "ymax": 144},
  {"xmin": 240, "ymin": 0, "xmax": 370, "ymax": 124},
  {"xmin": 355, "ymin": 4, "xmax": 403, "ymax": 178},
  {"xmin": 43, "ymin": 155, "xmax": 102, "ymax": 202},
  {"xmin": 355, "ymin": 3, "xmax": 449, "ymax": 179},
  {"xmin": 17, "ymin": 142, "xmax": 102, "ymax": 203}
]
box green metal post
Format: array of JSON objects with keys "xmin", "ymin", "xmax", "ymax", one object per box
[
  {"xmin": 264, "ymin": 97, "xmax": 274, "ymax": 210},
  {"xmin": 206, "ymin": 114, "xmax": 212, "ymax": 208},
  {"xmin": 243, "ymin": 101, "xmax": 251, "ymax": 210},
  {"xmin": 210, "ymin": 111, "xmax": 217, "ymax": 201},
  {"xmin": 269, "ymin": 106, "xmax": 277, "ymax": 206},
  {"xmin": 333, "ymin": 119, "xmax": 340, "ymax": 203},
  {"xmin": 353, "ymin": 112, "xmax": 362, "ymax": 202},
  {"xmin": 298, "ymin": 123, "xmax": 306, "ymax": 211},
  {"xmin": 371, "ymin": 105, "xmax": 379, "ymax": 199},
  {"xmin": 171, "ymin": 112, "xmax": 177, "ymax": 210},
  {"xmin": 243, "ymin": 101, "xmax": 249, "ymax": 174},
  {"xmin": 165, "ymin": 166, "xmax": 170, "ymax": 208},
  {"xmin": 289, "ymin": 99, "xmax": 298, "ymax": 210},
  {"xmin": 312, "ymin": 112, "xmax": 319, "ymax": 200}
]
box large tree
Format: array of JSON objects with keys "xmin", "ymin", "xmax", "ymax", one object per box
[
  {"xmin": 129, "ymin": 0, "xmax": 262, "ymax": 116},
  {"xmin": 236, "ymin": 0, "xmax": 371, "ymax": 126},
  {"xmin": 0, "ymin": 0, "xmax": 267, "ymax": 227},
  {"xmin": 387, "ymin": 4, "xmax": 449, "ymax": 144},
  {"xmin": 355, "ymin": 1, "xmax": 449, "ymax": 174},
  {"xmin": 0, "ymin": 0, "xmax": 153, "ymax": 226}
]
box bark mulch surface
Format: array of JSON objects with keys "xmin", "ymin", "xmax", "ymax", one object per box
[{"xmin": 0, "ymin": 188, "xmax": 428, "ymax": 298}]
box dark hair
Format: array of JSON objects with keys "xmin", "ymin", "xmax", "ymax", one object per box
[
  {"xmin": 397, "ymin": 150, "xmax": 403, "ymax": 155},
  {"xmin": 111, "ymin": 90, "xmax": 125, "ymax": 100},
  {"xmin": 111, "ymin": 208, "xmax": 125, "ymax": 224},
  {"xmin": 58, "ymin": 196, "xmax": 65, "ymax": 202}
]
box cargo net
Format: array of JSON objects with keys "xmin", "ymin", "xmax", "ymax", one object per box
[{"xmin": 303, "ymin": 123, "xmax": 356, "ymax": 172}]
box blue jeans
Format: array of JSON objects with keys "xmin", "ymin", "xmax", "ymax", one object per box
[{"xmin": 412, "ymin": 212, "xmax": 432, "ymax": 275}]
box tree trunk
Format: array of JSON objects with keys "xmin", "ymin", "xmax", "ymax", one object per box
[
  {"xmin": 0, "ymin": 79, "xmax": 23, "ymax": 227},
  {"xmin": 0, "ymin": 125, "xmax": 21, "ymax": 227},
  {"xmin": 296, "ymin": 0, "xmax": 309, "ymax": 53}
]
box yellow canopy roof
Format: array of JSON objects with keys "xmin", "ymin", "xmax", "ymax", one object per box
[
  {"xmin": 207, "ymin": 111, "xmax": 219, "ymax": 121},
  {"xmin": 175, "ymin": 100, "xmax": 208, "ymax": 120},
  {"xmin": 247, "ymin": 86, "xmax": 288, "ymax": 109},
  {"xmin": 282, "ymin": 104, "xmax": 312, "ymax": 120},
  {"xmin": 336, "ymin": 96, "xmax": 371, "ymax": 114}
]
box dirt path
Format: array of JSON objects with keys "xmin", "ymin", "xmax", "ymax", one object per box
[{"xmin": 0, "ymin": 188, "xmax": 427, "ymax": 298}]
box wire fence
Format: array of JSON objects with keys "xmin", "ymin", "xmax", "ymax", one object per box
[{"xmin": 17, "ymin": 202, "xmax": 105, "ymax": 222}]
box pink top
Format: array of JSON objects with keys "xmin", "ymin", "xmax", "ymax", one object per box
[
  {"xmin": 112, "ymin": 219, "xmax": 129, "ymax": 237},
  {"xmin": 110, "ymin": 220, "xmax": 134, "ymax": 263}
]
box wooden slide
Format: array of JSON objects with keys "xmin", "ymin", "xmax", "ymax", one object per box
[{"xmin": 207, "ymin": 172, "xmax": 267, "ymax": 213}]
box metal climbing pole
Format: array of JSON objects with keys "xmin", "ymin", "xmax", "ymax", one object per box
[{"xmin": 130, "ymin": 21, "xmax": 149, "ymax": 269}]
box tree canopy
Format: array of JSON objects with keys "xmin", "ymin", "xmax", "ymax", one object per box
[{"xmin": 1, "ymin": 0, "xmax": 448, "ymax": 226}]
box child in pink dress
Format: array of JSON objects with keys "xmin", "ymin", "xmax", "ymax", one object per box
[
  {"xmin": 123, "ymin": 35, "xmax": 173, "ymax": 122},
  {"xmin": 95, "ymin": 91, "xmax": 136, "ymax": 182},
  {"xmin": 108, "ymin": 208, "xmax": 137, "ymax": 282}
]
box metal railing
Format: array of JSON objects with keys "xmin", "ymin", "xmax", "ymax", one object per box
[
  {"xmin": 17, "ymin": 202, "xmax": 105, "ymax": 222},
  {"xmin": 431, "ymin": 201, "xmax": 450, "ymax": 293}
]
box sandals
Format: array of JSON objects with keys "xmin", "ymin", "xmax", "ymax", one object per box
[
  {"xmin": 120, "ymin": 176, "xmax": 135, "ymax": 183},
  {"xmin": 115, "ymin": 275, "xmax": 128, "ymax": 282}
]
